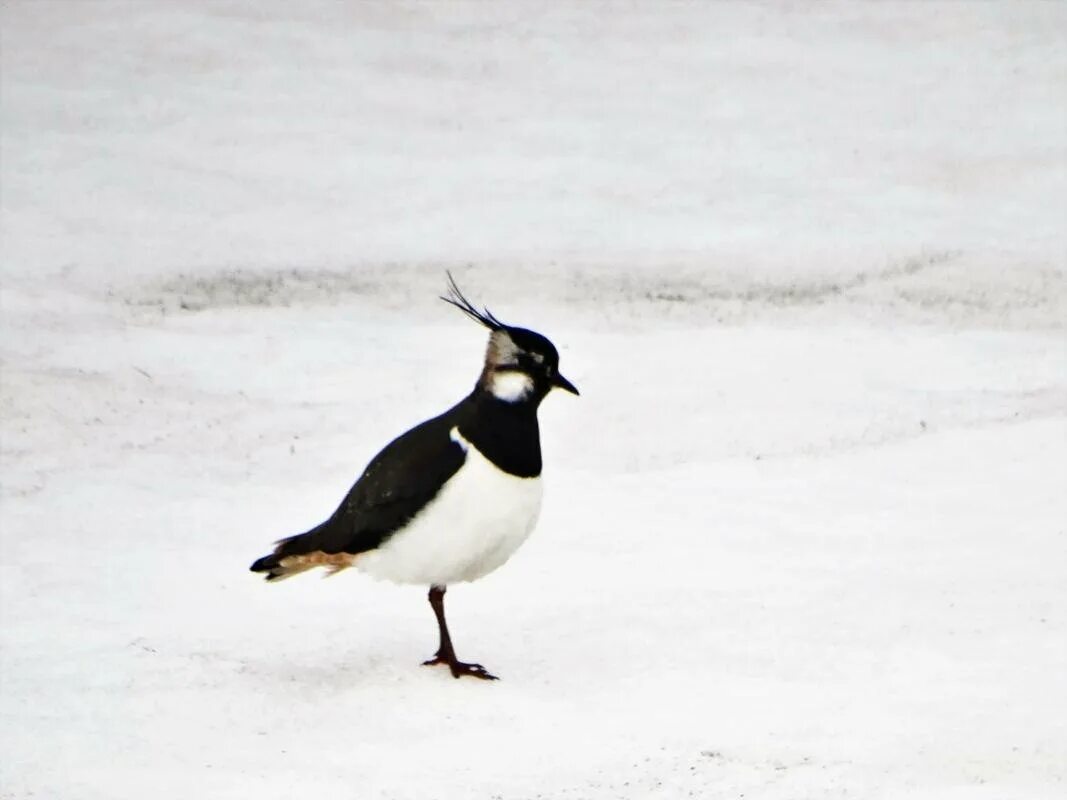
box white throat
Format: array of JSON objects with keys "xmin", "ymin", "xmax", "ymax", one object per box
[{"xmin": 489, "ymin": 370, "xmax": 535, "ymax": 402}]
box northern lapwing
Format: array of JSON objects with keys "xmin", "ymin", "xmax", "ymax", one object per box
[{"xmin": 250, "ymin": 274, "xmax": 578, "ymax": 680}]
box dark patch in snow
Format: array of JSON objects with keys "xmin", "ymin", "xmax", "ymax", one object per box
[
  {"xmin": 137, "ymin": 268, "xmax": 388, "ymax": 311},
  {"xmin": 118, "ymin": 250, "xmax": 1065, "ymax": 330}
]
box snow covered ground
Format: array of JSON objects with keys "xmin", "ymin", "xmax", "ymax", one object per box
[{"xmin": 1, "ymin": 2, "xmax": 1065, "ymax": 798}]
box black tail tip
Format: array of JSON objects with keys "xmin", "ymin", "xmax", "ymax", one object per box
[{"xmin": 250, "ymin": 555, "xmax": 277, "ymax": 574}]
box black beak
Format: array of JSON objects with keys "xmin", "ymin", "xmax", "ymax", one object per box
[{"xmin": 553, "ymin": 372, "xmax": 579, "ymax": 396}]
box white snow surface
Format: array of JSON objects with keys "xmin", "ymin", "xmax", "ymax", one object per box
[{"xmin": 1, "ymin": 2, "xmax": 1065, "ymax": 798}]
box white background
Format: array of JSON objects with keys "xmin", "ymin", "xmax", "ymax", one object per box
[{"xmin": 2, "ymin": 2, "xmax": 1064, "ymax": 798}]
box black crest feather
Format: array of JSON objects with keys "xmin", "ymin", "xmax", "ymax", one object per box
[{"xmin": 441, "ymin": 272, "xmax": 505, "ymax": 331}]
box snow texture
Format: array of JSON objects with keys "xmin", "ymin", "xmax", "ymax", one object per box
[{"xmin": 1, "ymin": 2, "xmax": 1065, "ymax": 798}]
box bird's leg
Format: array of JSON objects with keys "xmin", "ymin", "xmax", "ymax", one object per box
[
  {"xmin": 424, "ymin": 586, "xmax": 455, "ymax": 663},
  {"xmin": 421, "ymin": 585, "xmax": 498, "ymax": 680}
]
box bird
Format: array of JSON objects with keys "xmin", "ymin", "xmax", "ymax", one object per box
[{"xmin": 250, "ymin": 274, "xmax": 578, "ymax": 680}]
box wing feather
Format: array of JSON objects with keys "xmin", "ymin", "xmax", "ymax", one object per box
[{"xmin": 315, "ymin": 412, "xmax": 467, "ymax": 555}]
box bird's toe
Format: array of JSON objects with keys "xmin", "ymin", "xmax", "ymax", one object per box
[{"xmin": 449, "ymin": 661, "xmax": 498, "ymax": 681}]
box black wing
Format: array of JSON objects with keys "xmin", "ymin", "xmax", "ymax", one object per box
[{"xmin": 310, "ymin": 409, "xmax": 468, "ymax": 555}]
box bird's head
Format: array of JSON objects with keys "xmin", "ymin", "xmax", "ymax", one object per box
[{"xmin": 442, "ymin": 273, "xmax": 579, "ymax": 404}]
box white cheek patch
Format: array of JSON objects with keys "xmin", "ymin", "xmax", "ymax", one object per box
[{"xmin": 489, "ymin": 370, "xmax": 535, "ymax": 402}]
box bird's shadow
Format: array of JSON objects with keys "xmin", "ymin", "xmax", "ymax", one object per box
[{"xmin": 236, "ymin": 647, "xmax": 419, "ymax": 690}]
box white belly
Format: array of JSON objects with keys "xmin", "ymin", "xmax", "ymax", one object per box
[{"xmin": 355, "ymin": 428, "xmax": 543, "ymax": 586}]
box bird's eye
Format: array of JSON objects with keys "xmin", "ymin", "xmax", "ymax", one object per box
[{"xmin": 546, "ymin": 364, "xmax": 555, "ymax": 377}]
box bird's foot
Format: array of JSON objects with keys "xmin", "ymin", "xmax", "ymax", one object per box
[{"xmin": 422, "ymin": 654, "xmax": 498, "ymax": 681}]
